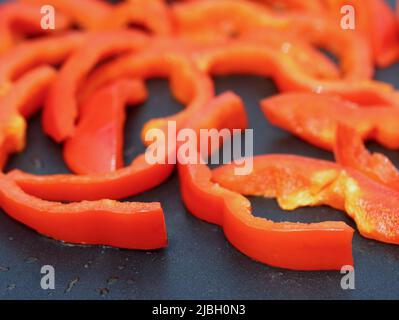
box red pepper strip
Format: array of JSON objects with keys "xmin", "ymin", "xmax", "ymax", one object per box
[
  {"xmin": 42, "ymin": 31, "xmax": 149, "ymax": 142},
  {"xmin": 334, "ymin": 124, "xmax": 399, "ymax": 192},
  {"xmin": 20, "ymin": 0, "xmax": 112, "ymax": 30},
  {"xmin": 325, "ymin": 0, "xmax": 399, "ymax": 67},
  {"xmin": 64, "ymin": 78, "xmax": 148, "ymax": 174},
  {"xmin": 0, "ymin": 33, "xmax": 85, "ymax": 91},
  {"xmin": 8, "ymin": 91, "xmax": 245, "ymax": 201},
  {"xmin": 0, "ymin": 174, "xmax": 167, "ymax": 250},
  {"xmin": 0, "ymin": 65, "xmax": 57, "ymax": 169},
  {"xmin": 179, "ymin": 153, "xmax": 353, "ymax": 270},
  {"xmin": 172, "ymin": 0, "xmax": 373, "ymax": 80},
  {"xmin": 0, "ymin": 2, "xmax": 70, "ymax": 54},
  {"xmin": 213, "ymin": 155, "xmax": 399, "ymax": 245},
  {"xmin": 253, "ymin": 0, "xmax": 325, "ymax": 13},
  {"xmin": 261, "ymin": 92, "xmax": 399, "ymax": 151},
  {"xmin": 76, "ymin": 45, "xmax": 215, "ymax": 146},
  {"xmin": 101, "ymin": 0, "xmax": 174, "ymax": 35},
  {"xmin": 195, "ymin": 41, "xmax": 397, "ymax": 106}
]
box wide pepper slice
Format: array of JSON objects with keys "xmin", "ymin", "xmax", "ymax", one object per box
[
  {"xmin": 42, "ymin": 31, "xmax": 149, "ymax": 142},
  {"xmin": 64, "ymin": 78, "xmax": 148, "ymax": 174},
  {"xmin": 212, "ymin": 155, "xmax": 399, "ymax": 245},
  {"xmin": 334, "ymin": 124, "xmax": 399, "ymax": 192},
  {"xmin": 179, "ymin": 153, "xmax": 353, "ymax": 270},
  {"xmin": 0, "ymin": 174, "xmax": 167, "ymax": 250},
  {"xmin": 0, "ymin": 2, "xmax": 70, "ymax": 54},
  {"xmin": 261, "ymin": 92, "xmax": 399, "ymax": 151},
  {"xmin": 9, "ymin": 92, "xmax": 247, "ymax": 201}
]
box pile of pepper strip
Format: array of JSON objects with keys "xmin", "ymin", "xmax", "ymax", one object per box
[{"xmin": 1, "ymin": 0, "xmax": 399, "ymax": 271}]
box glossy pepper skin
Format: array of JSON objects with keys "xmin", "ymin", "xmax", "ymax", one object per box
[
  {"xmin": 212, "ymin": 155, "xmax": 399, "ymax": 245},
  {"xmin": 261, "ymin": 93, "xmax": 399, "ymax": 151},
  {"xmin": 77, "ymin": 45, "xmax": 215, "ymax": 146},
  {"xmin": 172, "ymin": 0, "xmax": 373, "ymax": 80},
  {"xmin": 0, "ymin": 174, "xmax": 167, "ymax": 250},
  {"xmin": 334, "ymin": 124, "xmax": 399, "ymax": 192},
  {"xmin": 195, "ymin": 40, "xmax": 397, "ymax": 106},
  {"xmin": 0, "ymin": 2, "xmax": 70, "ymax": 54},
  {"xmin": 9, "ymin": 91, "xmax": 246, "ymax": 202},
  {"xmin": 64, "ymin": 78, "xmax": 148, "ymax": 174},
  {"xmin": 179, "ymin": 153, "xmax": 353, "ymax": 270},
  {"xmin": 42, "ymin": 31, "xmax": 149, "ymax": 142}
]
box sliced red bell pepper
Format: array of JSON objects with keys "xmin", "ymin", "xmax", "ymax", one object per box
[
  {"xmin": 8, "ymin": 91, "xmax": 246, "ymax": 201},
  {"xmin": 179, "ymin": 153, "xmax": 353, "ymax": 270},
  {"xmin": 0, "ymin": 174, "xmax": 167, "ymax": 250},
  {"xmin": 212, "ymin": 155, "xmax": 399, "ymax": 245},
  {"xmin": 42, "ymin": 31, "xmax": 149, "ymax": 143},
  {"xmin": 64, "ymin": 78, "xmax": 148, "ymax": 174},
  {"xmin": 77, "ymin": 45, "xmax": 215, "ymax": 146},
  {"xmin": 251, "ymin": 0, "xmax": 325, "ymax": 13},
  {"xmin": 101, "ymin": 0, "xmax": 174, "ymax": 35},
  {"xmin": 172, "ymin": 0, "xmax": 373, "ymax": 80},
  {"xmin": 0, "ymin": 65, "xmax": 57, "ymax": 169},
  {"xmin": 334, "ymin": 124, "xmax": 399, "ymax": 192},
  {"xmin": 0, "ymin": 2, "xmax": 70, "ymax": 54},
  {"xmin": 0, "ymin": 32, "xmax": 85, "ymax": 88},
  {"xmin": 20, "ymin": 0, "xmax": 112, "ymax": 30},
  {"xmin": 325, "ymin": 0, "xmax": 399, "ymax": 67},
  {"xmin": 261, "ymin": 92, "xmax": 399, "ymax": 150}
]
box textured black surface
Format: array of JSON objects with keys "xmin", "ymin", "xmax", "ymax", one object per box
[{"xmin": 1, "ymin": 0, "xmax": 399, "ymax": 300}]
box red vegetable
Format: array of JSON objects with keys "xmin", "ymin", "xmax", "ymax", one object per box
[
  {"xmin": 64, "ymin": 78, "xmax": 148, "ymax": 174},
  {"xmin": 0, "ymin": 174, "xmax": 167, "ymax": 250}
]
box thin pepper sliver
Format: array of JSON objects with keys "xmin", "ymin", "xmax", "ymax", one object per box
[
  {"xmin": 0, "ymin": 174, "xmax": 167, "ymax": 250},
  {"xmin": 64, "ymin": 78, "xmax": 148, "ymax": 174}
]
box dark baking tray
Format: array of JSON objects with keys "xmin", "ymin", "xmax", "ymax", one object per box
[{"xmin": 0, "ymin": 0, "xmax": 399, "ymax": 300}]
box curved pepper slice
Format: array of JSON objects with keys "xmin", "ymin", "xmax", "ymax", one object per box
[
  {"xmin": 0, "ymin": 174, "xmax": 167, "ymax": 250},
  {"xmin": 20, "ymin": 0, "xmax": 112, "ymax": 30},
  {"xmin": 64, "ymin": 78, "xmax": 148, "ymax": 174},
  {"xmin": 0, "ymin": 65, "xmax": 57, "ymax": 169},
  {"xmin": 334, "ymin": 124, "xmax": 399, "ymax": 192},
  {"xmin": 101, "ymin": 0, "xmax": 174, "ymax": 35},
  {"xmin": 77, "ymin": 45, "xmax": 215, "ymax": 145},
  {"xmin": 325, "ymin": 0, "xmax": 399, "ymax": 67},
  {"xmin": 261, "ymin": 92, "xmax": 399, "ymax": 151},
  {"xmin": 0, "ymin": 2, "xmax": 70, "ymax": 54},
  {"xmin": 42, "ymin": 31, "xmax": 149, "ymax": 142},
  {"xmin": 0, "ymin": 32, "xmax": 85, "ymax": 91},
  {"xmin": 172, "ymin": 0, "xmax": 373, "ymax": 80},
  {"xmin": 251, "ymin": 0, "xmax": 325, "ymax": 13},
  {"xmin": 195, "ymin": 41, "xmax": 396, "ymax": 105},
  {"xmin": 212, "ymin": 155, "xmax": 399, "ymax": 245},
  {"xmin": 179, "ymin": 153, "xmax": 353, "ymax": 270},
  {"xmin": 8, "ymin": 92, "xmax": 246, "ymax": 201}
]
